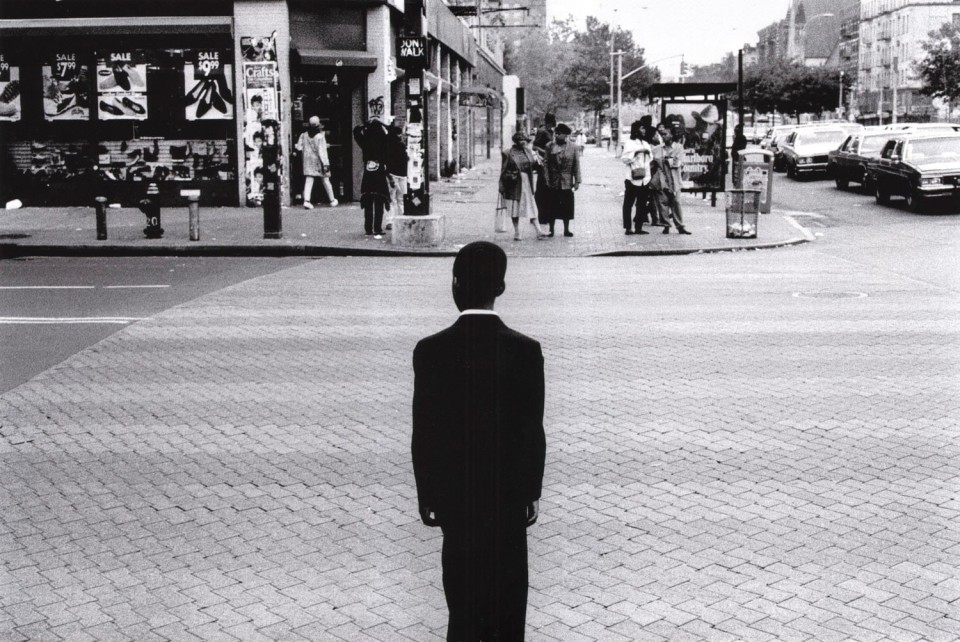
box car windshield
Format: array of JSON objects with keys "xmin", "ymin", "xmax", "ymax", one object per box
[
  {"xmin": 904, "ymin": 138, "xmax": 960, "ymax": 165},
  {"xmin": 796, "ymin": 130, "xmax": 846, "ymax": 146},
  {"xmin": 860, "ymin": 136, "xmax": 888, "ymax": 156}
]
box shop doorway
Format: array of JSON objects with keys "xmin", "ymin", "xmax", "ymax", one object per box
[{"xmin": 291, "ymin": 73, "xmax": 360, "ymax": 204}]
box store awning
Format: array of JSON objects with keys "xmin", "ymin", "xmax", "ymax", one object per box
[
  {"xmin": 459, "ymin": 85, "xmax": 497, "ymax": 97},
  {"xmin": 0, "ymin": 16, "xmax": 233, "ymax": 35},
  {"xmin": 296, "ymin": 49, "xmax": 378, "ymax": 70}
]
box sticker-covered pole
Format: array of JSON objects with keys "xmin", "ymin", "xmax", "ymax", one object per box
[{"xmin": 398, "ymin": 0, "xmax": 430, "ymax": 216}]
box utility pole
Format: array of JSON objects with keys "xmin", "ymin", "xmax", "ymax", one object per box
[
  {"xmin": 617, "ymin": 52, "xmax": 623, "ymax": 152},
  {"xmin": 738, "ymin": 49, "xmax": 745, "ymax": 127},
  {"xmin": 892, "ymin": 56, "xmax": 898, "ymax": 124},
  {"xmin": 838, "ymin": 70, "xmax": 844, "ymax": 119},
  {"xmin": 609, "ymin": 27, "xmax": 615, "ymax": 147}
]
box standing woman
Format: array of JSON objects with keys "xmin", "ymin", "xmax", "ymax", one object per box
[
  {"xmin": 296, "ymin": 116, "xmax": 338, "ymax": 208},
  {"xmin": 500, "ymin": 132, "xmax": 547, "ymax": 241},
  {"xmin": 545, "ymin": 123, "xmax": 581, "ymax": 238},
  {"xmin": 532, "ymin": 113, "xmax": 556, "ymax": 231},
  {"xmin": 621, "ymin": 120, "xmax": 654, "ymax": 235}
]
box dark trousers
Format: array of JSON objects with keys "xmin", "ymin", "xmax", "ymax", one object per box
[
  {"xmin": 441, "ymin": 512, "xmax": 529, "ymax": 641},
  {"xmin": 363, "ymin": 198, "xmax": 385, "ymax": 235},
  {"xmin": 622, "ymin": 181, "xmax": 651, "ymax": 231}
]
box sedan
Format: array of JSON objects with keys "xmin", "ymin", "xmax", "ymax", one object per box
[{"xmin": 868, "ymin": 133, "xmax": 960, "ymax": 212}]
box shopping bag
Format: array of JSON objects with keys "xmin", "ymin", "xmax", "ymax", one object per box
[{"xmin": 495, "ymin": 194, "xmax": 508, "ymax": 233}]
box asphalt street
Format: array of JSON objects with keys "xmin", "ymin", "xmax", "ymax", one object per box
[
  {"xmin": 1, "ymin": 173, "xmax": 959, "ymax": 641},
  {"xmin": 0, "ymin": 257, "xmax": 302, "ymax": 393}
]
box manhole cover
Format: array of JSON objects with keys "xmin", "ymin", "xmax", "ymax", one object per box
[
  {"xmin": 0, "ymin": 233, "xmax": 30, "ymax": 240},
  {"xmin": 793, "ymin": 291, "xmax": 867, "ymax": 299}
]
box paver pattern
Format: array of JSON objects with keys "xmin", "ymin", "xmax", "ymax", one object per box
[{"xmin": 2, "ymin": 248, "xmax": 959, "ymax": 641}]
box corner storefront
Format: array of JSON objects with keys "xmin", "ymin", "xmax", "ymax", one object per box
[{"xmin": 0, "ymin": 0, "xmax": 242, "ymax": 207}]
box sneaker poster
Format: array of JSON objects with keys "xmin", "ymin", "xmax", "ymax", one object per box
[
  {"xmin": 184, "ymin": 50, "xmax": 234, "ymax": 121},
  {"xmin": 96, "ymin": 51, "xmax": 148, "ymax": 120},
  {"xmin": 0, "ymin": 53, "xmax": 22, "ymax": 122},
  {"xmin": 43, "ymin": 53, "xmax": 90, "ymax": 121}
]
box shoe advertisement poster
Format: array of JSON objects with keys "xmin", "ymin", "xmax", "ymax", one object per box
[
  {"xmin": 96, "ymin": 51, "xmax": 148, "ymax": 121},
  {"xmin": 661, "ymin": 100, "xmax": 727, "ymax": 192},
  {"xmin": 184, "ymin": 50, "xmax": 234, "ymax": 121},
  {"xmin": 0, "ymin": 53, "xmax": 22, "ymax": 122},
  {"xmin": 43, "ymin": 53, "xmax": 90, "ymax": 121}
]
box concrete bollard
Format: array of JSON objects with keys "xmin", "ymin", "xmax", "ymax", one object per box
[
  {"xmin": 94, "ymin": 196, "xmax": 108, "ymax": 240},
  {"xmin": 188, "ymin": 194, "xmax": 200, "ymax": 241}
]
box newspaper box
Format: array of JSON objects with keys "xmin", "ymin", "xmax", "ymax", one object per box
[
  {"xmin": 726, "ymin": 189, "xmax": 761, "ymax": 239},
  {"xmin": 735, "ymin": 149, "xmax": 774, "ymax": 214}
]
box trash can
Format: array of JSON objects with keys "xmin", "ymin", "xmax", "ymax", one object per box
[
  {"xmin": 725, "ymin": 189, "xmax": 761, "ymax": 239},
  {"xmin": 735, "ymin": 149, "xmax": 774, "ymax": 214}
]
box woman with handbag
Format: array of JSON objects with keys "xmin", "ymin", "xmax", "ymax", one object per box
[
  {"xmin": 620, "ymin": 120, "xmax": 654, "ymax": 235},
  {"xmin": 296, "ymin": 116, "xmax": 338, "ymax": 209},
  {"xmin": 500, "ymin": 132, "xmax": 547, "ymax": 241}
]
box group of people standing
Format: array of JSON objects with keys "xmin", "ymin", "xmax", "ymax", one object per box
[
  {"xmin": 621, "ymin": 115, "xmax": 691, "ymax": 236},
  {"xmin": 498, "ymin": 113, "xmax": 580, "ymax": 241}
]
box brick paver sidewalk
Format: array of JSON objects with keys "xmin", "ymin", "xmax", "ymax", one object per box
[
  {"xmin": 2, "ymin": 251, "xmax": 959, "ymax": 640},
  {"xmin": 0, "ymin": 147, "xmax": 808, "ymax": 257}
]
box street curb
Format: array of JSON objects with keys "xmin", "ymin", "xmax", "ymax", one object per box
[
  {"xmin": 588, "ymin": 237, "xmax": 810, "ymax": 257},
  {"xmin": 0, "ymin": 243, "xmax": 458, "ymax": 259}
]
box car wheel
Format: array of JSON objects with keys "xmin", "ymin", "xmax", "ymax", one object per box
[
  {"xmin": 875, "ymin": 184, "xmax": 890, "ymax": 205},
  {"xmin": 787, "ymin": 163, "xmax": 798, "ymax": 179},
  {"xmin": 905, "ymin": 189, "xmax": 924, "ymax": 212},
  {"xmin": 835, "ymin": 176, "xmax": 849, "ymax": 190}
]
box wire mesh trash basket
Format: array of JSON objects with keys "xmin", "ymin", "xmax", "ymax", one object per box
[{"xmin": 725, "ymin": 189, "xmax": 761, "ymax": 239}]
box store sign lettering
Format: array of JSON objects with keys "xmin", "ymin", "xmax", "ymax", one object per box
[
  {"xmin": 56, "ymin": 54, "xmax": 77, "ymax": 78},
  {"xmin": 194, "ymin": 51, "xmax": 222, "ymax": 79},
  {"xmin": 110, "ymin": 53, "xmax": 132, "ymax": 63},
  {"xmin": 245, "ymin": 66, "xmax": 274, "ymax": 80}
]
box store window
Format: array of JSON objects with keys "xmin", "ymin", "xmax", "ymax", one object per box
[{"xmin": 1, "ymin": 33, "xmax": 238, "ymax": 206}]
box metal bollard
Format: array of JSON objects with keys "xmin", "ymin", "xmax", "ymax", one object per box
[
  {"xmin": 94, "ymin": 196, "xmax": 108, "ymax": 240},
  {"xmin": 188, "ymin": 194, "xmax": 200, "ymax": 241},
  {"xmin": 138, "ymin": 182, "xmax": 164, "ymax": 239}
]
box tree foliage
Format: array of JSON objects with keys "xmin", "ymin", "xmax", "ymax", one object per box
[
  {"xmin": 689, "ymin": 53, "xmax": 738, "ymax": 83},
  {"xmin": 915, "ymin": 22, "xmax": 960, "ymax": 102},
  {"xmin": 564, "ymin": 17, "xmax": 658, "ymax": 113},
  {"xmin": 503, "ymin": 21, "xmax": 578, "ymax": 123},
  {"xmin": 742, "ymin": 60, "xmax": 839, "ymax": 117}
]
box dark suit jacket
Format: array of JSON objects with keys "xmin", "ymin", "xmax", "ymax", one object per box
[{"xmin": 412, "ymin": 313, "xmax": 545, "ymax": 526}]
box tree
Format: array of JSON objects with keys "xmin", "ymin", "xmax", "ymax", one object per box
[
  {"xmin": 564, "ymin": 17, "xmax": 658, "ymax": 119},
  {"xmin": 916, "ymin": 22, "xmax": 960, "ymax": 104},
  {"xmin": 743, "ymin": 60, "xmax": 839, "ymax": 121},
  {"xmin": 503, "ymin": 21, "xmax": 578, "ymax": 123}
]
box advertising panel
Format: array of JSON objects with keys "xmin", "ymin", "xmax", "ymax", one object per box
[
  {"xmin": 661, "ymin": 100, "xmax": 727, "ymax": 192},
  {"xmin": 97, "ymin": 51, "xmax": 148, "ymax": 120},
  {"xmin": 241, "ymin": 34, "xmax": 282, "ymax": 206},
  {"xmin": 184, "ymin": 50, "xmax": 234, "ymax": 121},
  {"xmin": 0, "ymin": 53, "xmax": 22, "ymax": 122},
  {"xmin": 43, "ymin": 53, "xmax": 90, "ymax": 121}
]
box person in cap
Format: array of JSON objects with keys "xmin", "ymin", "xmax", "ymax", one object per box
[
  {"xmin": 296, "ymin": 116, "xmax": 338, "ymax": 209},
  {"xmin": 543, "ymin": 123, "xmax": 581, "ymax": 237},
  {"xmin": 412, "ymin": 241, "xmax": 546, "ymax": 641},
  {"xmin": 500, "ymin": 132, "xmax": 548, "ymax": 240}
]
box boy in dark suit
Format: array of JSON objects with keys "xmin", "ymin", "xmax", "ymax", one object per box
[{"xmin": 412, "ymin": 241, "xmax": 546, "ymax": 641}]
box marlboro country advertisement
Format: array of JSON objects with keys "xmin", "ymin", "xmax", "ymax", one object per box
[
  {"xmin": 184, "ymin": 50, "xmax": 234, "ymax": 121},
  {"xmin": 0, "ymin": 53, "xmax": 22, "ymax": 122},
  {"xmin": 97, "ymin": 51, "xmax": 148, "ymax": 121},
  {"xmin": 661, "ymin": 100, "xmax": 727, "ymax": 192},
  {"xmin": 43, "ymin": 53, "xmax": 90, "ymax": 121}
]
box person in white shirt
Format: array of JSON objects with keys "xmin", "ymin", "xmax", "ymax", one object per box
[{"xmin": 620, "ymin": 120, "xmax": 655, "ymax": 235}]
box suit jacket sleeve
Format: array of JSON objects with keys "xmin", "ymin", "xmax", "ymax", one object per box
[
  {"xmin": 524, "ymin": 341, "xmax": 546, "ymax": 502},
  {"xmin": 412, "ymin": 341, "xmax": 441, "ymax": 511}
]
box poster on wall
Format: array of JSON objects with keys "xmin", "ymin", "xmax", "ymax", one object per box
[
  {"xmin": 97, "ymin": 51, "xmax": 148, "ymax": 120},
  {"xmin": 0, "ymin": 53, "xmax": 22, "ymax": 122},
  {"xmin": 241, "ymin": 34, "xmax": 281, "ymax": 206},
  {"xmin": 43, "ymin": 53, "xmax": 90, "ymax": 121},
  {"xmin": 184, "ymin": 50, "xmax": 234, "ymax": 120},
  {"xmin": 661, "ymin": 100, "xmax": 727, "ymax": 192}
]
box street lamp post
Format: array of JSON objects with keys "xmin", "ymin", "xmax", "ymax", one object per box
[{"xmin": 839, "ymin": 70, "xmax": 844, "ymax": 119}]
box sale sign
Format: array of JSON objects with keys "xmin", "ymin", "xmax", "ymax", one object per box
[
  {"xmin": 184, "ymin": 50, "xmax": 233, "ymax": 121},
  {"xmin": 43, "ymin": 53, "xmax": 90, "ymax": 121},
  {"xmin": 0, "ymin": 53, "xmax": 21, "ymax": 122}
]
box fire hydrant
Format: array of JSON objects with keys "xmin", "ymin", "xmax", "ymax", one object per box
[{"xmin": 139, "ymin": 182, "xmax": 163, "ymax": 239}]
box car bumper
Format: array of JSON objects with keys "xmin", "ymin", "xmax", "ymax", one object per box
[
  {"xmin": 795, "ymin": 162, "xmax": 829, "ymax": 172},
  {"xmin": 917, "ymin": 184, "xmax": 960, "ymax": 197}
]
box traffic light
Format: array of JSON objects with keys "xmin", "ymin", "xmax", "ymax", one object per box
[{"xmin": 680, "ymin": 60, "xmax": 688, "ymax": 76}]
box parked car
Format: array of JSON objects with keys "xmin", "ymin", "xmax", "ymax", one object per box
[
  {"xmin": 780, "ymin": 124, "xmax": 863, "ymax": 179},
  {"xmin": 828, "ymin": 130, "xmax": 895, "ymax": 190},
  {"xmin": 868, "ymin": 133, "xmax": 960, "ymax": 211},
  {"xmin": 876, "ymin": 122, "xmax": 960, "ymax": 134},
  {"xmin": 767, "ymin": 127, "xmax": 798, "ymax": 171}
]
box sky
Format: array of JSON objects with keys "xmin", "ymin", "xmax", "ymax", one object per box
[{"xmin": 547, "ymin": 0, "xmax": 792, "ymax": 78}]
